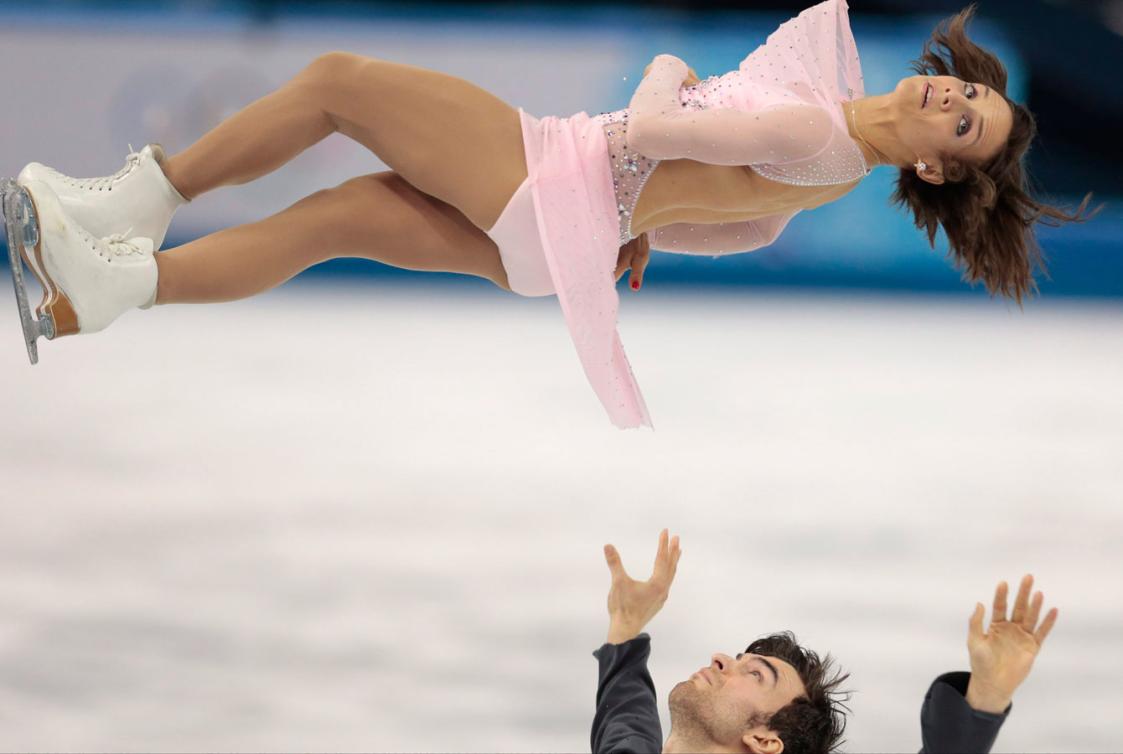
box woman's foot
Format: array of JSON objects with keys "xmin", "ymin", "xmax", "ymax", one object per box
[
  {"xmin": 20, "ymin": 179, "xmax": 158, "ymax": 337},
  {"xmin": 18, "ymin": 144, "xmax": 187, "ymax": 250}
]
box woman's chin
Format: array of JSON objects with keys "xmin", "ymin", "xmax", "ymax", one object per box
[{"xmin": 894, "ymin": 76, "xmax": 916, "ymax": 105}]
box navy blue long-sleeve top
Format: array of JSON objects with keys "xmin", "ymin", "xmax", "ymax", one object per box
[{"xmin": 591, "ymin": 635, "xmax": 1010, "ymax": 754}]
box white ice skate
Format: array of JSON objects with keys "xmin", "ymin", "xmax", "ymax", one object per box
[
  {"xmin": 2, "ymin": 179, "xmax": 157, "ymax": 363},
  {"xmin": 17, "ymin": 144, "xmax": 186, "ymax": 251}
]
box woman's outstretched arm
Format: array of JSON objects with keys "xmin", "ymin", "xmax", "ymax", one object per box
[
  {"xmin": 648, "ymin": 212, "xmax": 798, "ymax": 255},
  {"xmin": 628, "ymin": 54, "xmax": 833, "ymax": 166}
]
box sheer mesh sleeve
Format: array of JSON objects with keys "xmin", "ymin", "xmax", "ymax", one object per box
[
  {"xmin": 628, "ymin": 54, "xmax": 834, "ymax": 166},
  {"xmin": 648, "ymin": 212, "xmax": 798, "ymax": 255}
]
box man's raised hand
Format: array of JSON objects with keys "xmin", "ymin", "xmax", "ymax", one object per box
[
  {"xmin": 965, "ymin": 574, "xmax": 1059, "ymax": 714},
  {"xmin": 603, "ymin": 529, "xmax": 682, "ymax": 644}
]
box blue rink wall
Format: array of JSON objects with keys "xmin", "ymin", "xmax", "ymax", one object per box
[{"xmin": 1, "ymin": 2, "xmax": 1119, "ymax": 297}]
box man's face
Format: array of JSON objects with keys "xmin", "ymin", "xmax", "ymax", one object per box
[{"xmin": 668, "ymin": 652, "xmax": 806, "ymax": 748}]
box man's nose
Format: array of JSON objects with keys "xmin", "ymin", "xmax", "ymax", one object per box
[{"xmin": 711, "ymin": 652, "xmax": 735, "ymax": 671}]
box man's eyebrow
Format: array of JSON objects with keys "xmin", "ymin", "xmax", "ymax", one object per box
[{"xmin": 754, "ymin": 656, "xmax": 780, "ymax": 687}]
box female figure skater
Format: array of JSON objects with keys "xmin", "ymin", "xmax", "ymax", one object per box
[{"xmin": 2, "ymin": 0, "xmax": 1095, "ymax": 428}]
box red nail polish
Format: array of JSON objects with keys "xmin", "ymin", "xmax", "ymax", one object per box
[{"xmin": 632, "ymin": 280, "xmax": 640, "ymax": 290}]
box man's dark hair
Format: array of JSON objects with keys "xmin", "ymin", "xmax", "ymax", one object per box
[{"xmin": 744, "ymin": 632, "xmax": 850, "ymax": 754}]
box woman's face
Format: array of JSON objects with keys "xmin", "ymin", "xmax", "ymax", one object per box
[{"xmin": 892, "ymin": 74, "xmax": 1013, "ymax": 174}]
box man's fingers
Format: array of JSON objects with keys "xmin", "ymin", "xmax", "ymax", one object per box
[
  {"xmin": 1011, "ymin": 574, "xmax": 1033, "ymax": 625},
  {"xmin": 653, "ymin": 528, "xmax": 669, "ymax": 572},
  {"xmin": 968, "ymin": 602, "xmax": 986, "ymax": 640},
  {"xmin": 653, "ymin": 529, "xmax": 680, "ymax": 586},
  {"xmin": 1025, "ymin": 591, "xmax": 1044, "ymax": 631},
  {"xmin": 992, "ymin": 580, "xmax": 1009, "ymax": 623},
  {"xmin": 604, "ymin": 544, "xmax": 626, "ymax": 579},
  {"xmin": 1034, "ymin": 607, "xmax": 1059, "ymax": 645}
]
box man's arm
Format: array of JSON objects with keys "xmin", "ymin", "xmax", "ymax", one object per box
[
  {"xmin": 591, "ymin": 529, "xmax": 682, "ymax": 754},
  {"xmin": 920, "ymin": 671, "xmax": 1009, "ymax": 754},
  {"xmin": 920, "ymin": 574, "xmax": 1058, "ymax": 754},
  {"xmin": 592, "ymin": 634, "xmax": 662, "ymax": 754}
]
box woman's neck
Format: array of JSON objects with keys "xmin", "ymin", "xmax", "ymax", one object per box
[{"xmin": 841, "ymin": 93, "xmax": 907, "ymax": 169}]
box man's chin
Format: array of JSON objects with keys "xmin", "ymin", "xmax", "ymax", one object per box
[
  {"xmin": 669, "ymin": 678, "xmax": 705, "ymax": 709},
  {"xmin": 668, "ymin": 680, "xmax": 719, "ymax": 741}
]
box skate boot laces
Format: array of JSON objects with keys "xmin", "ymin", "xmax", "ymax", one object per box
[
  {"xmin": 59, "ymin": 145, "xmax": 143, "ymax": 193},
  {"xmin": 101, "ymin": 227, "xmax": 147, "ymax": 257}
]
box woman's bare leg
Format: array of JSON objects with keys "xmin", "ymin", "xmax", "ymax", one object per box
[
  {"xmin": 161, "ymin": 52, "xmax": 528, "ymax": 232},
  {"xmin": 155, "ymin": 171, "xmax": 509, "ymax": 305}
]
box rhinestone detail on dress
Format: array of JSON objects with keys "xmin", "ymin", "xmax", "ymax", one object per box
[
  {"xmin": 594, "ymin": 109, "xmax": 659, "ymax": 247},
  {"xmin": 594, "ymin": 73, "xmax": 741, "ymax": 245}
]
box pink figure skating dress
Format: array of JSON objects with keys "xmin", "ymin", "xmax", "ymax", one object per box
[{"xmin": 485, "ymin": 0, "xmax": 870, "ymax": 429}]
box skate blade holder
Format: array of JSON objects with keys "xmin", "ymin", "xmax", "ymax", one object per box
[{"xmin": 2, "ymin": 179, "xmax": 55, "ymax": 364}]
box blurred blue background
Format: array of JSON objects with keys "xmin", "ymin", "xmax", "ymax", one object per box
[{"xmin": 1, "ymin": 0, "xmax": 1119, "ymax": 296}]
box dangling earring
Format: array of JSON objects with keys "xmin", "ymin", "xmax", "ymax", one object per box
[{"xmin": 915, "ymin": 159, "xmax": 928, "ymax": 173}]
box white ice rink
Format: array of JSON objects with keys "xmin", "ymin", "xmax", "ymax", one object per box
[{"xmin": 1, "ymin": 283, "xmax": 1121, "ymax": 752}]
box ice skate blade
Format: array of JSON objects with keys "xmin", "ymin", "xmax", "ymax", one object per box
[{"xmin": 2, "ymin": 179, "xmax": 58, "ymax": 364}]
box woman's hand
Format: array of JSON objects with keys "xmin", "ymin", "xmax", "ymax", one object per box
[
  {"xmin": 615, "ymin": 232, "xmax": 651, "ymax": 290},
  {"xmin": 642, "ymin": 59, "xmax": 701, "ymax": 87},
  {"xmin": 965, "ymin": 574, "xmax": 1059, "ymax": 714},
  {"xmin": 603, "ymin": 529, "xmax": 682, "ymax": 644}
]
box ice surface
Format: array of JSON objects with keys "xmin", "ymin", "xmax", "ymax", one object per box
[{"xmin": 1, "ymin": 284, "xmax": 1120, "ymax": 752}]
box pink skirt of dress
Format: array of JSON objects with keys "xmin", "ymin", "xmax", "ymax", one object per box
[{"xmin": 485, "ymin": 108, "xmax": 651, "ymax": 429}]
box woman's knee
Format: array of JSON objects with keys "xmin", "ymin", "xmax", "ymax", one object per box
[
  {"xmin": 296, "ymin": 51, "xmax": 370, "ymax": 106},
  {"xmin": 326, "ymin": 172, "xmax": 514, "ymax": 290},
  {"xmin": 312, "ymin": 175, "xmax": 388, "ymax": 237},
  {"xmin": 304, "ymin": 51, "xmax": 367, "ymax": 80}
]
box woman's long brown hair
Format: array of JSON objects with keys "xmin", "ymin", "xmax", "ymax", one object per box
[{"xmin": 890, "ymin": 4, "xmax": 1102, "ymax": 303}]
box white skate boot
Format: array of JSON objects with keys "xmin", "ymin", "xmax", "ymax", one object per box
[
  {"xmin": 18, "ymin": 144, "xmax": 187, "ymax": 251},
  {"xmin": 3, "ymin": 179, "xmax": 157, "ymax": 360}
]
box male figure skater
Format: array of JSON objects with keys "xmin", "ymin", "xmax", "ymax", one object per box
[{"xmin": 592, "ymin": 530, "xmax": 1058, "ymax": 754}]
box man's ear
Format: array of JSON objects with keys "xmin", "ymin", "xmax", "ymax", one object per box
[
  {"xmin": 916, "ymin": 158, "xmax": 945, "ymax": 185},
  {"xmin": 742, "ymin": 727, "xmax": 784, "ymax": 754}
]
